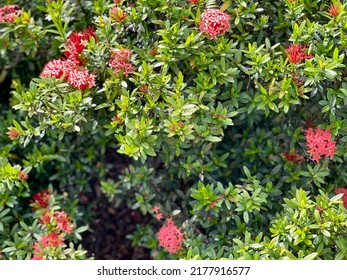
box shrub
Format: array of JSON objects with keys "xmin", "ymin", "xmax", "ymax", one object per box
[{"xmin": 1, "ymin": 0, "xmax": 347, "ymax": 260}]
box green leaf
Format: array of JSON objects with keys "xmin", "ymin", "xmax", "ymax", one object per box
[
  {"xmin": 243, "ymin": 211, "xmax": 249, "ymax": 223},
  {"xmin": 303, "ymin": 252, "xmax": 318, "ymax": 260},
  {"xmin": 243, "ymin": 166, "xmax": 251, "ymax": 178},
  {"xmin": 205, "ymin": 136, "xmax": 222, "ymax": 142},
  {"xmin": 321, "ymin": 229, "xmax": 331, "ymax": 237}
]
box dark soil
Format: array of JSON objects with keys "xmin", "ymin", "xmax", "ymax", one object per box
[{"xmin": 79, "ymin": 188, "xmax": 152, "ymax": 260}]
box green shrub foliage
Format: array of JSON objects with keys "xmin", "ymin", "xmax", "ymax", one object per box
[{"xmin": 1, "ymin": 0, "xmax": 347, "ymax": 259}]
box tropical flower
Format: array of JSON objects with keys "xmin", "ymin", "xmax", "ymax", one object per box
[
  {"xmin": 109, "ymin": 49, "xmax": 134, "ymax": 77},
  {"xmin": 64, "ymin": 27, "xmax": 97, "ymax": 65},
  {"xmin": 18, "ymin": 170, "xmax": 29, "ymax": 181},
  {"xmin": 31, "ymin": 189, "xmax": 51, "ymax": 210},
  {"xmin": 7, "ymin": 127, "xmax": 20, "ymax": 140},
  {"xmin": 329, "ymin": 3, "xmax": 340, "ymax": 18},
  {"xmin": 198, "ymin": 9, "xmax": 231, "ymax": 40},
  {"xmin": 32, "ymin": 232, "xmax": 64, "ymax": 260},
  {"xmin": 286, "ymin": 43, "xmax": 313, "ymax": 64},
  {"xmin": 109, "ymin": 7, "xmax": 126, "ymax": 21},
  {"xmin": 40, "ymin": 59, "xmax": 74, "ymax": 79},
  {"xmin": 0, "ymin": 5, "xmax": 22, "ymax": 24},
  {"xmin": 158, "ymin": 218, "xmax": 184, "ymax": 254},
  {"xmin": 66, "ymin": 67, "xmax": 96, "ymax": 90},
  {"xmin": 305, "ymin": 127, "xmax": 337, "ymax": 162}
]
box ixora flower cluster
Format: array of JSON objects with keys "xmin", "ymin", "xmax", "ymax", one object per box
[
  {"xmin": 157, "ymin": 218, "xmax": 184, "ymax": 254},
  {"xmin": 198, "ymin": 9, "xmax": 230, "ymax": 40},
  {"xmin": 109, "ymin": 7, "xmax": 127, "ymax": 22},
  {"xmin": 153, "ymin": 206, "xmax": 184, "ymax": 254},
  {"xmin": 30, "ymin": 190, "xmax": 74, "ymax": 260},
  {"xmin": 0, "ymin": 5, "xmax": 22, "ymax": 24},
  {"xmin": 285, "ymin": 43, "xmax": 313, "ymax": 64},
  {"xmin": 41, "ymin": 27, "xmax": 97, "ymax": 91},
  {"xmin": 305, "ymin": 126, "xmax": 337, "ymax": 162},
  {"xmin": 108, "ymin": 49, "xmax": 134, "ymax": 77},
  {"xmin": 41, "ymin": 26, "xmax": 135, "ymax": 89},
  {"xmin": 329, "ymin": 3, "xmax": 341, "ymax": 18}
]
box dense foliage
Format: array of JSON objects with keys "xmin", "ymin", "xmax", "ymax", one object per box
[{"xmin": 1, "ymin": 0, "xmax": 347, "ymax": 260}]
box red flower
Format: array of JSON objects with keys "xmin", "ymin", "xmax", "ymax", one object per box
[
  {"xmin": 31, "ymin": 190, "xmax": 51, "ymax": 210},
  {"xmin": 66, "ymin": 67, "xmax": 96, "ymax": 90},
  {"xmin": 54, "ymin": 211, "xmax": 74, "ymax": 234},
  {"xmin": 39, "ymin": 232, "xmax": 64, "ymax": 248},
  {"xmin": 7, "ymin": 127, "xmax": 20, "ymax": 140},
  {"xmin": 189, "ymin": 0, "xmax": 199, "ymax": 4},
  {"xmin": 199, "ymin": 9, "xmax": 231, "ymax": 40},
  {"xmin": 38, "ymin": 210, "xmax": 74, "ymax": 234},
  {"xmin": 153, "ymin": 205, "xmax": 160, "ymax": 214},
  {"xmin": 155, "ymin": 213, "xmax": 163, "ymax": 221},
  {"xmin": 18, "ymin": 170, "xmax": 29, "ymax": 181},
  {"xmin": 305, "ymin": 127, "xmax": 337, "ymax": 162},
  {"xmin": 286, "ymin": 44, "xmax": 313, "ymax": 64},
  {"xmin": 40, "ymin": 59, "xmax": 74, "ymax": 79},
  {"xmin": 41, "ymin": 59, "xmax": 95, "ymax": 90},
  {"xmin": 109, "ymin": 7, "xmax": 126, "ymax": 21},
  {"xmin": 158, "ymin": 218, "xmax": 184, "ymax": 254},
  {"xmin": 109, "ymin": 49, "xmax": 134, "ymax": 77},
  {"xmin": 329, "ymin": 3, "xmax": 340, "ymax": 17},
  {"xmin": 0, "ymin": 5, "xmax": 22, "ymax": 24},
  {"xmin": 32, "ymin": 232, "xmax": 64, "ymax": 260},
  {"xmin": 39, "ymin": 211, "xmax": 52, "ymax": 225},
  {"xmin": 335, "ymin": 188, "xmax": 347, "ymax": 209},
  {"xmin": 64, "ymin": 27, "xmax": 97, "ymax": 65}
]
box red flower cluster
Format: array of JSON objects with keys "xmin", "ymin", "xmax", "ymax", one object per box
[
  {"xmin": 31, "ymin": 189, "xmax": 51, "ymax": 210},
  {"xmin": 335, "ymin": 188, "xmax": 347, "ymax": 209},
  {"xmin": 109, "ymin": 7, "xmax": 126, "ymax": 21},
  {"xmin": 18, "ymin": 170, "xmax": 29, "ymax": 181},
  {"xmin": 7, "ymin": 127, "xmax": 20, "ymax": 140},
  {"xmin": 0, "ymin": 5, "xmax": 22, "ymax": 24},
  {"xmin": 305, "ymin": 127, "xmax": 337, "ymax": 162},
  {"xmin": 109, "ymin": 49, "xmax": 134, "ymax": 77},
  {"xmin": 41, "ymin": 59, "xmax": 96, "ymax": 90},
  {"xmin": 40, "ymin": 27, "xmax": 97, "ymax": 90},
  {"xmin": 55, "ymin": 211, "xmax": 74, "ymax": 234},
  {"xmin": 286, "ymin": 44, "xmax": 313, "ymax": 64},
  {"xmin": 198, "ymin": 9, "xmax": 231, "ymax": 40},
  {"xmin": 32, "ymin": 232, "xmax": 64, "ymax": 260},
  {"xmin": 66, "ymin": 67, "xmax": 96, "ymax": 90},
  {"xmin": 329, "ymin": 3, "xmax": 340, "ymax": 18},
  {"xmin": 40, "ymin": 59, "xmax": 74, "ymax": 79},
  {"xmin": 189, "ymin": 0, "xmax": 199, "ymax": 4},
  {"xmin": 64, "ymin": 27, "xmax": 97, "ymax": 65},
  {"xmin": 31, "ymin": 190, "xmax": 75, "ymax": 259},
  {"xmin": 39, "ymin": 210, "xmax": 74, "ymax": 234},
  {"xmin": 158, "ymin": 218, "xmax": 184, "ymax": 254}
]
